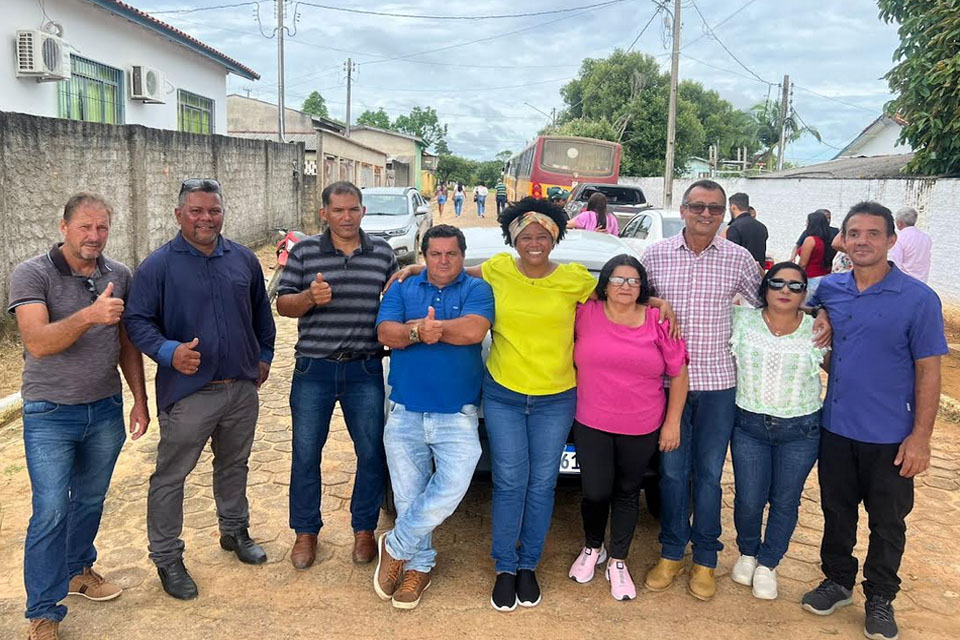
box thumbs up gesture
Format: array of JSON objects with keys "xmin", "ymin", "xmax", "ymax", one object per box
[
  {"xmin": 419, "ymin": 306, "xmax": 443, "ymax": 344},
  {"xmin": 308, "ymin": 272, "xmax": 332, "ymax": 306},
  {"xmin": 85, "ymin": 281, "xmax": 124, "ymax": 326},
  {"xmin": 172, "ymin": 337, "xmax": 202, "ymax": 375}
]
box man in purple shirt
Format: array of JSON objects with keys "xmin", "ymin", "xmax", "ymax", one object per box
[
  {"xmin": 801, "ymin": 201, "xmax": 947, "ymax": 640},
  {"xmin": 889, "ymin": 207, "xmax": 933, "ymax": 282}
]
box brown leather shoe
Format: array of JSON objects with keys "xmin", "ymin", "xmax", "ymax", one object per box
[
  {"xmin": 291, "ymin": 533, "xmax": 317, "ymax": 570},
  {"xmin": 28, "ymin": 618, "xmax": 59, "ymax": 640},
  {"xmin": 373, "ymin": 532, "xmax": 405, "ymax": 600},
  {"xmin": 392, "ymin": 570, "xmax": 432, "ymax": 610},
  {"xmin": 353, "ymin": 530, "xmax": 377, "ymax": 564}
]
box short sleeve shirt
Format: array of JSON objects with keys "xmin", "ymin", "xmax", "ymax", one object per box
[
  {"xmin": 7, "ymin": 245, "xmax": 132, "ymax": 404},
  {"xmin": 574, "ymin": 301, "xmax": 687, "ymax": 435},
  {"xmin": 811, "ymin": 265, "xmax": 948, "ymax": 444},
  {"xmin": 376, "ymin": 270, "xmax": 494, "ymax": 413},
  {"xmin": 482, "ymin": 252, "xmax": 596, "ymax": 395}
]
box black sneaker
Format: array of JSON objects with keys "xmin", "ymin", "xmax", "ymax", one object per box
[
  {"xmin": 802, "ymin": 579, "xmax": 854, "ymax": 616},
  {"xmin": 864, "ymin": 595, "xmax": 899, "ymax": 640},
  {"xmin": 516, "ymin": 569, "xmax": 541, "ymax": 608},
  {"xmin": 491, "ymin": 573, "xmax": 517, "ymax": 612}
]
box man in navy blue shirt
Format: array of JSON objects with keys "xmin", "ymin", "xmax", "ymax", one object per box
[
  {"xmin": 801, "ymin": 202, "xmax": 947, "ymax": 640},
  {"xmin": 373, "ymin": 225, "xmax": 494, "ymax": 609},
  {"xmin": 124, "ymin": 179, "xmax": 276, "ymax": 601}
]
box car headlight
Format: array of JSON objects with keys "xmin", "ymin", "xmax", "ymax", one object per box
[{"xmin": 384, "ymin": 224, "xmax": 415, "ymax": 237}]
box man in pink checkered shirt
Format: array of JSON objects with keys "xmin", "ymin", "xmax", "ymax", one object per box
[{"xmin": 641, "ymin": 180, "xmax": 831, "ymax": 600}]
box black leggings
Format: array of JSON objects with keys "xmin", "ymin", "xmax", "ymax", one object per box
[{"xmin": 573, "ymin": 420, "xmax": 659, "ymax": 559}]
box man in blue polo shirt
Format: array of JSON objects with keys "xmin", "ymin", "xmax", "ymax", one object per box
[
  {"xmin": 801, "ymin": 201, "xmax": 947, "ymax": 640},
  {"xmin": 373, "ymin": 224, "xmax": 494, "ymax": 610}
]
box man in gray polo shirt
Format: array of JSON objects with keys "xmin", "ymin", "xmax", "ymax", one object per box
[
  {"xmin": 277, "ymin": 180, "xmax": 398, "ymax": 570},
  {"xmin": 7, "ymin": 193, "xmax": 149, "ymax": 640}
]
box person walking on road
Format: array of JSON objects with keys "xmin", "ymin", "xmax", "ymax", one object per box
[
  {"xmin": 453, "ymin": 183, "xmax": 465, "ymax": 217},
  {"xmin": 124, "ymin": 178, "xmax": 276, "ymax": 601},
  {"xmin": 475, "ymin": 184, "xmax": 489, "ymax": 218},
  {"xmin": 436, "ymin": 184, "xmax": 448, "ymax": 218},
  {"xmin": 494, "ymin": 178, "xmax": 508, "ymax": 216},
  {"xmin": 374, "ymin": 224, "xmax": 494, "ymax": 609},
  {"xmin": 800, "ymin": 201, "xmax": 947, "ymax": 640},
  {"xmin": 9, "ymin": 193, "xmax": 150, "ymax": 640},
  {"xmin": 889, "ymin": 207, "xmax": 933, "ymax": 282},
  {"xmin": 275, "ymin": 181, "xmax": 398, "ymax": 571}
]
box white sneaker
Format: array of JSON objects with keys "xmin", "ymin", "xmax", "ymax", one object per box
[
  {"xmin": 752, "ymin": 565, "xmax": 778, "ymax": 600},
  {"xmin": 731, "ymin": 555, "xmax": 757, "ymax": 586}
]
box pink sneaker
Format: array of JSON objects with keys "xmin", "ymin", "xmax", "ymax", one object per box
[
  {"xmin": 606, "ymin": 560, "xmax": 637, "ymax": 601},
  {"xmin": 568, "ymin": 546, "xmax": 607, "ymax": 584}
]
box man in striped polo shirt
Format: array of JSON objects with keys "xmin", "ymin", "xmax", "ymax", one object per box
[{"xmin": 276, "ymin": 181, "xmax": 398, "ymax": 570}]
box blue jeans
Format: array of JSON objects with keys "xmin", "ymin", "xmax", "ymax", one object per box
[
  {"xmin": 22, "ymin": 394, "xmax": 125, "ymax": 622},
  {"xmin": 476, "ymin": 195, "xmax": 487, "ymax": 216},
  {"xmin": 658, "ymin": 387, "xmax": 736, "ymax": 568},
  {"xmin": 289, "ymin": 356, "xmax": 386, "ymax": 534},
  {"xmin": 482, "ymin": 371, "xmax": 577, "ymax": 574},
  {"xmin": 732, "ymin": 408, "xmax": 820, "ymax": 568},
  {"xmin": 454, "ymin": 196, "xmax": 464, "ymax": 216},
  {"xmin": 384, "ymin": 403, "xmax": 481, "ymax": 572}
]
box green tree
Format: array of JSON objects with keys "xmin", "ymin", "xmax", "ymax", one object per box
[
  {"xmin": 434, "ymin": 138, "xmax": 451, "ymax": 155},
  {"xmin": 495, "ymin": 149, "xmax": 513, "ymax": 163},
  {"xmin": 748, "ymin": 100, "xmax": 821, "ymax": 169},
  {"xmin": 301, "ymin": 91, "xmax": 329, "ymax": 118},
  {"xmin": 472, "ymin": 160, "xmax": 503, "ymax": 187},
  {"xmin": 355, "ymin": 108, "xmax": 391, "ymax": 129},
  {"xmin": 436, "ymin": 154, "xmax": 476, "ymax": 185},
  {"xmin": 679, "ymin": 80, "xmax": 758, "ymax": 159},
  {"xmin": 393, "ymin": 106, "xmax": 449, "ymax": 151},
  {"xmin": 879, "ymin": 0, "xmax": 960, "ymax": 175}
]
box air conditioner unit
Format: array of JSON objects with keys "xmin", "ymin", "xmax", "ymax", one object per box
[
  {"xmin": 130, "ymin": 65, "xmax": 166, "ymax": 103},
  {"xmin": 16, "ymin": 30, "xmax": 70, "ymax": 81}
]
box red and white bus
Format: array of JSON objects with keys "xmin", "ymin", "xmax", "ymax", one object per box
[{"xmin": 503, "ymin": 136, "xmax": 622, "ymax": 201}]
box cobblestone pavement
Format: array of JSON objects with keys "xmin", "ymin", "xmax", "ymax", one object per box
[{"xmin": 1, "ymin": 313, "xmax": 959, "ymax": 639}]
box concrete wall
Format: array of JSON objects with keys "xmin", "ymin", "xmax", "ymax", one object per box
[
  {"xmin": 621, "ymin": 175, "xmax": 960, "ymax": 306},
  {"xmin": 317, "ymin": 131, "xmax": 387, "ymax": 196},
  {"xmin": 0, "ymin": 111, "xmax": 303, "ymax": 306},
  {"xmin": 227, "ymin": 95, "xmax": 316, "ymax": 136},
  {"xmin": 4, "ymin": 0, "xmax": 231, "ymax": 131},
  {"xmin": 349, "ymin": 128, "xmax": 419, "ymax": 159}
]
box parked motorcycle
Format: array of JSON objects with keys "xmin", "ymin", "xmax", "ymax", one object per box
[{"xmin": 267, "ymin": 228, "xmax": 308, "ymax": 302}]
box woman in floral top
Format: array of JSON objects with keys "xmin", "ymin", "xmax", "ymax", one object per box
[{"xmin": 729, "ymin": 262, "xmax": 828, "ymax": 601}]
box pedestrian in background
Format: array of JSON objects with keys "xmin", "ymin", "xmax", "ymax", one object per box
[
  {"xmin": 475, "ymin": 183, "xmax": 489, "ymax": 218},
  {"xmin": 567, "ymin": 192, "xmax": 619, "ymax": 235},
  {"xmin": 725, "ymin": 193, "xmax": 768, "ymax": 268},
  {"xmin": 124, "ymin": 178, "xmax": 276, "ymax": 601},
  {"xmin": 495, "ymin": 178, "xmax": 508, "ymax": 216},
  {"xmin": 797, "ymin": 210, "xmax": 835, "ymax": 300},
  {"xmin": 436, "ymin": 183, "xmax": 448, "ymax": 218},
  {"xmin": 453, "ymin": 183, "xmax": 465, "ymax": 217},
  {"xmin": 9, "ymin": 193, "xmax": 150, "ymax": 640},
  {"xmin": 889, "ymin": 207, "xmax": 933, "ymax": 282}
]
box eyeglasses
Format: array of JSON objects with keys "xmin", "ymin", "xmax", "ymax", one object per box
[
  {"xmin": 608, "ymin": 276, "xmax": 641, "ymax": 288},
  {"xmin": 767, "ymin": 278, "xmax": 807, "ymax": 293},
  {"xmin": 682, "ymin": 202, "xmax": 726, "ymax": 216},
  {"xmin": 81, "ymin": 276, "xmax": 98, "ymax": 302},
  {"xmin": 179, "ymin": 178, "xmax": 222, "ymax": 197}
]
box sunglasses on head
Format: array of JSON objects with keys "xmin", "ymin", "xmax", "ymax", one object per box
[
  {"xmin": 179, "ymin": 178, "xmax": 222, "ymax": 197},
  {"xmin": 767, "ymin": 278, "xmax": 807, "ymax": 293},
  {"xmin": 683, "ymin": 202, "xmax": 726, "ymax": 216}
]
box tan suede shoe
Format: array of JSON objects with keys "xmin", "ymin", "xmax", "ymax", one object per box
[
  {"xmin": 688, "ymin": 563, "xmax": 717, "ymax": 601},
  {"xmin": 644, "ymin": 558, "xmax": 685, "ymax": 591}
]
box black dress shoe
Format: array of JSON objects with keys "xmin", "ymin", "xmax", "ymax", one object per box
[
  {"xmin": 158, "ymin": 560, "xmax": 198, "ymax": 600},
  {"xmin": 220, "ymin": 529, "xmax": 267, "ymax": 565}
]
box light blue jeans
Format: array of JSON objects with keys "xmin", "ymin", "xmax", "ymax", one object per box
[{"xmin": 384, "ymin": 402, "xmax": 481, "ymax": 572}]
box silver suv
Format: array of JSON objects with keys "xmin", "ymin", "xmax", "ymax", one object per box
[{"xmin": 360, "ymin": 186, "xmax": 433, "ymax": 264}]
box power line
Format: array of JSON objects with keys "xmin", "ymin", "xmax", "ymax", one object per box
[
  {"xmin": 150, "ymin": 1, "xmax": 259, "ymax": 15},
  {"xmin": 295, "ymin": 0, "xmax": 631, "ymax": 20},
  {"xmin": 688, "ymin": 0, "xmax": 772, "ymax": 85},
  {"xmin": 680, "ymin": 0, "xmax": 761, "ymax": 51},
  {"xmin": 354, "ymin": 77, "xmax": 571, "ymax": 94},
  {"xmin": 679, "ymin": 53, "xmax": 771, "ymax": 85},
  {"xmin": 793, "ymin": 84, "xmax": 878, "ymax": 114}
]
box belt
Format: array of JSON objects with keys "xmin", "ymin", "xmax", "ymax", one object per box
[
  {"xmin": 208, "ymin": 379, "xmax": 237, "ymax": 385},
  {"xmin": 324, "ymin": 351, "xmax": 380, "ymax": 363}
]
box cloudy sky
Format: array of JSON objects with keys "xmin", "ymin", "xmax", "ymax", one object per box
[{"xmin": 141, "ymin": 0, "xmax": 902, "ymax": 167}]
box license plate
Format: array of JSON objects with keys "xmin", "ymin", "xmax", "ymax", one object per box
[{"xmin": 559, "ymin": 444, "xmax": 580, "ymax": 475}]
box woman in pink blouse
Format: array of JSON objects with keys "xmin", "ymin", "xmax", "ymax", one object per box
[
  {"xmin": 566, "ymin": 192, "xmax": 620, "ymax": 235},
  {"xmin": 568, "ymin": 254, "xmax": 689, "ymax": 601}
]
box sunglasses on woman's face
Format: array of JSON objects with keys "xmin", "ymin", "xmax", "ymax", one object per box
[{"xmin": 767, "ymin": 278, "xmax": 807, "ymax": 293}]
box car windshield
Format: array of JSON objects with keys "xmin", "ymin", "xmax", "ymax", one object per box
[
  {"xmin": 580, "ymin": 186, "xmax": 645, "ymax": 206},
  {"xmin": 662, "ymin": 218, "xmax": 685, "ymax": 237},
  {"xmin": 363, "ymin": 194, "xmax": 408, "ymax": 215}
]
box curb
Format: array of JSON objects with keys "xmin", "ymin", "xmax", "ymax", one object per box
[{"xmin": 0, "ymin": 392, "xmax": 21, "ymax": 428}]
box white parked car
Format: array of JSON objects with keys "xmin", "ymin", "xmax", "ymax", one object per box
[
  {"xmin": 618, "ymin": 209, "xmax": 685, "ymax": 255},
  {"xmin": 360, "ymin": 186, "xmax": 432, "ymax": 264}
]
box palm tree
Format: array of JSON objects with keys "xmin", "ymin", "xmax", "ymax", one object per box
[{"xmin": 750, "ymin": 101, "xmax": 821, "ymax": 170}]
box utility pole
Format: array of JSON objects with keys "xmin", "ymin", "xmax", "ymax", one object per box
[
  {"xmin": 276, "ymin": 0, "xmax": 286, "ymax": 143},
  {"xmin": 663, "ymin": 0, "xmax": 682, "ymax": 209},
  {"xmin": 345, "ymin": 58, "xmax": 355, "ymax": 136},
  {"xmin": 776, "ymin": 74, "xmax": 791, "ymax": 171}
]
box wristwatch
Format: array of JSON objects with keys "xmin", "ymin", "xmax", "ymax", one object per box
[{"xmin": 409, "ymin": 325, "xmax": 421, "ymax": 343}]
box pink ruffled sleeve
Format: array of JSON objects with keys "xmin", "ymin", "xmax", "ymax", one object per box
[{"xmin": 653, "ymin": 308, "xmax": 689, "ymax": 376}]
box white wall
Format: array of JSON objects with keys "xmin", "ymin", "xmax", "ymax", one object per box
[
  {"xmin": 2, "ymin": 0, "xmax": 230, "ymax": 131},
  {"xmin": 621, "ymin": 176, "xmax": 960, "ymax": 307},
  {"xmin": 846, "ymin": 124, "xmax": 912, "ymax": 157}
]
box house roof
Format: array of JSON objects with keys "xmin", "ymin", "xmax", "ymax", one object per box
[
  {"xmin": 834, "ymin": 114, "xmax": 908, "ymax": 159},
  {"xmin": 350, "ymin": 125, "xmax": 424, "ymax": 145},
  {"xmin": 82, "ymin": 0, "xmax": 259, "ymax": 80},
  {"xmin": 755, "ymin": 154, "xmax": 917, "ymax": 180}
]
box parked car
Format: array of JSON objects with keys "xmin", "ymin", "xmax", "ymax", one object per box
[
  {"xmin": 359, "ymin": 186, "xmax": 432, "ymax": 265},
  {"xmin": 564, "ymin": 182, "xmax": 652, "ymax": 228},
  {"xmin": 382, "ymin": 228, "xmax": 661, "ymax": 516},
  {"xmin": 618, "ymin": 209, "xmax": 685, "ymax": 255}
]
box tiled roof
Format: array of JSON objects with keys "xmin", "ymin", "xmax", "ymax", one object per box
[{"xmin": 83, "ymin": 0, "xmax": 259, "ymax": 80}]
